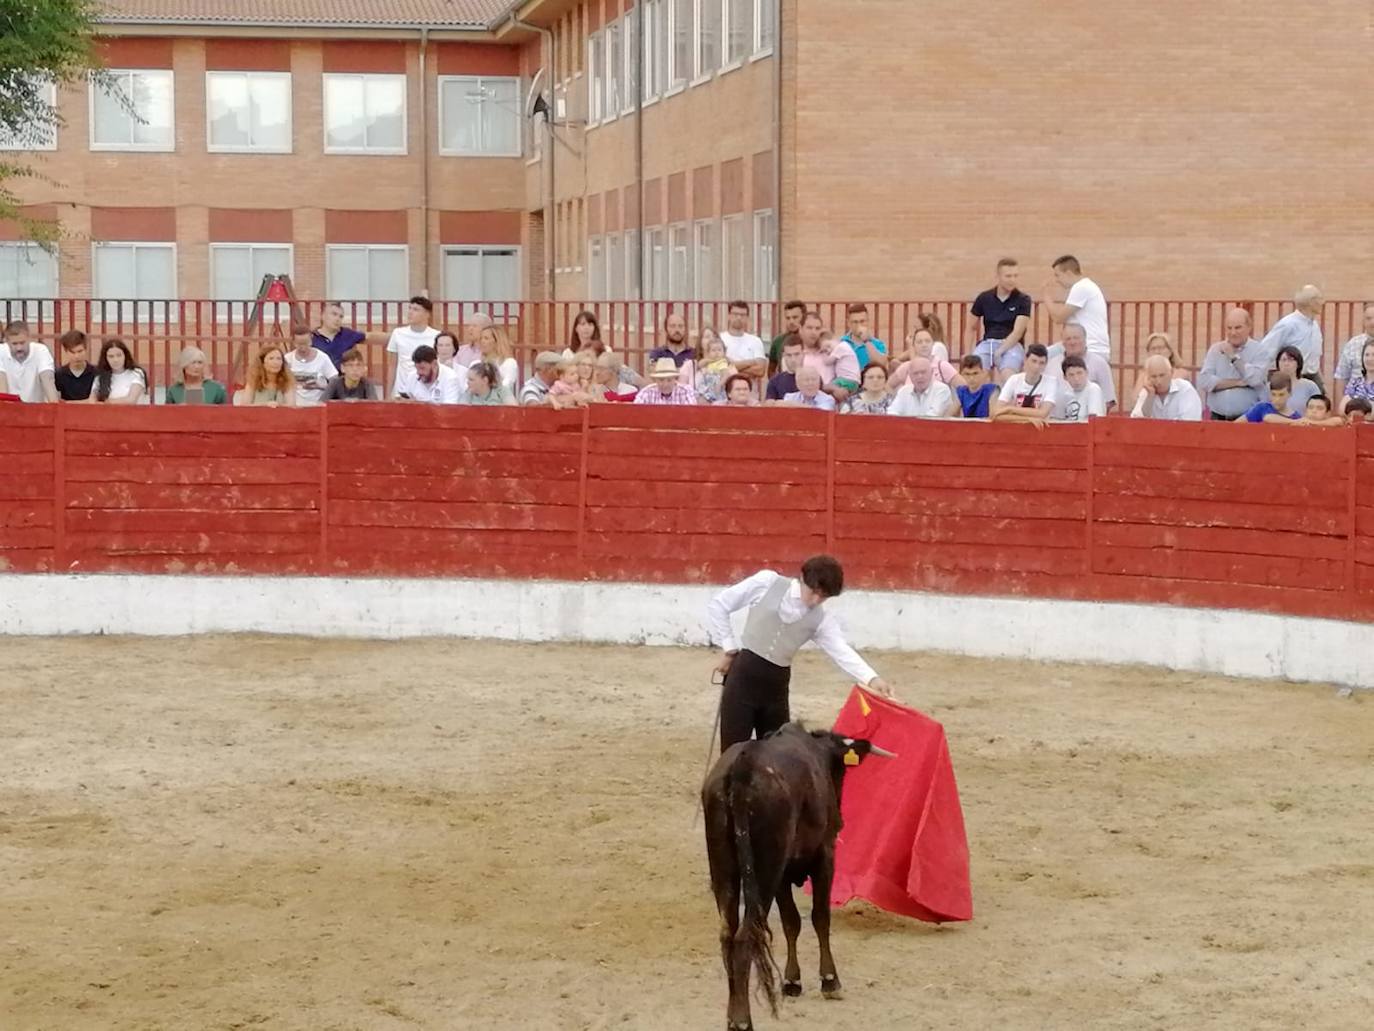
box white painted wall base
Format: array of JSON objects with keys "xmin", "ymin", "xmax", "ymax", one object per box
[{"xmin": 0, "ymin": 574, "xmax": 1369, "ymax": 688}]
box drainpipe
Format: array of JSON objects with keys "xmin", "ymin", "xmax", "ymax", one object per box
[
  {"xmin": 773, "ymin": 0, "xmax": 782, "ymax": 300},
  {"xmin": 419, "ymin": 26, "xmax": 431, "ymax": 292},
  {"xmin": 508, "ymin": 13, "xmax": 556, "ymax": 302},
  {"xmin": 635, "ymin": 7, "xmax": 644, "ymax": 300}
]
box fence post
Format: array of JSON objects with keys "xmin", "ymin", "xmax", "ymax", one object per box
[
  {"xmin": 824, "ymin": 411, "xmax": 836, "ymax": 553},
  {"xmin": 1347, "ymin": 424, "xmax": 1358, "ymax": 597},
  {"xmin": 1085, "ymin": 418, "xmax": 1097, "ymax": 586},
  {"xmin": 576, "ymin": 405, "xmax": 590, "ymax": 563},
  {"xmin": 318, "ymin": 404, "xmax": 329, "ymax": 574},
  {"xmin": 52, "ymin": 402, "xmax": 65, "ymax": 572}
]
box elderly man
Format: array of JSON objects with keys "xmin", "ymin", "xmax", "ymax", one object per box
[
  {"xmin": 1131, "ymin": 355, "xmax": 1202, "ymax": 420},
  {"xmin": 395, "ymin": 344, "xmax": 462, "ymax": 405},
  {"xmin": 456, "ymin": 312, "xmax": 491, "ymax": 369},
  {"xmin": 1046, "ymin": 323, "xmax": 1117, "ymax": 412},
  {"xmin": 783, "ymin": 365, "xmax": 837, "ymax": 410},
  {"xmin": 520, "ymin": 351, "xmax": 562, "ymax": 406},
  {"xmin": 1258, "ymin": 285, "xmax": 1324, "ymax": 380},
  {"xmin": 0, "ymin": 320, "xmax": 58, "ymax": 402},
  {"xmin": 1333, "ymin": 303, "xmax": 1374, "ymax": 401},
  {"xmin": 635, "ymin": 356, "xmax": 697, "ymax": 405},
  {"xmin": 1198, "ymin": 307, "xmax": 1266, "ymax": 420},
  {"xmin": 1041, "ymin": 255, "xmax": 1110, "ymax": 357},
  {"xmin": 889, "ymin": 356, "xmax": 954, "ymax": 418}
]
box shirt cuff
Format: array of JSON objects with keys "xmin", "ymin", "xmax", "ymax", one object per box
[{"xmin": 720, "ymin": 636, "xmax": 740, "ymax": 653}]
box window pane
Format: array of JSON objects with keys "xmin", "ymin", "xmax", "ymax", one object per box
[
  {"xmin": 672, "ymin": 0, "xmax": 693, "ymax": 85},
  {"xmin": 698, "ymin": 0, "xmax": 720, "ymax": 76},
  {"xmin": 134, "ymin": 246, "xmax": 175, "ymax": 298},
  {"xmin": 249, "ymin": 75, "xmax": 291, "ymax": 149},
  {"xmin": 130, "ymin": 72, "xmax": 173, "ymax": 146},
  {"xmin": 1, "ymin": 80, "xmax": 57, "ymax": 150},
  {"xmin": 623, "ymin": 8, "xmax": 638, "ymax": 109},
  {"xmin": 324, "ymin": 76, "xmax": 366, "ymax": 149},
  {"xmin": 441, "ymin": 79, "xmax": 482, "ymax": 152},
  {"xmin": 364, "ymin": 76, "xmax": 405, "ymax": 150},
  {"xmin": 211, "ymin": 246, "xmax": 253, "ymax": 299},
  {"xmin": 757, "ymin": 0, "xmax": 775, "ymax": 50},
  {"xmin": 95, "ymin": 245, "xmax": 136, "ymax": 298},
  {"xmin": 642, "ymin": 2, "xmax": 655, "ymax": 101},
  {"xmin": 485, "ymin": 78, "xmax": 520, "ymax": 155},
  {"xmin": 669, "ymin": 224, "xmax": 691, "ymax": 299},
  {"xmin": 207, "ymin": 73, "xmax": 251, "ymax": 148},
  {"xmin": 588, "ymin": 237, "xmax": 605, "ymax": 300},
  {"xmin": 484, "ymin": 249, "xmax": 520, "ymax": 301},
  {"xmin": 605, "ymin": 23, "xmax": 620, "ymax": 115},
  {"xmin": 327, "ymin": 247, "xmax": 368, "ymax": 299},
  {"xmin": 588, "ymin": 36, "xmax": 603, "ymax": 121},
  {"xmin": 250, "ymin": 246, "xmax": 291, "ymax": 283},
  {"xmin": 1, "ymin": 244, "xmax": 56, "ymax": 297},
  {"xmin": 695, "ymin": 220, "xmax": 718, "ymax": 299},
  {"xmin": 92, "ymin": 72, "xmax": 133, "ymax": 146},
  {"xmin": 444, "ymin": 249, "xmax": 483, "ymax": 297},
  {"xmin": 726, "ymin": 0, "xmax": 750, "ymax": 63},
  {"xmin": 607, "ymin": 233, "xmax": 623, "ymax": 299},
  {"xmin": 368, "ymin": 248, "xmax": 408, "ymax": 299}
]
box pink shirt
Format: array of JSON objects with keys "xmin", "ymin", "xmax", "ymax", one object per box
[
  {"xmin": 802, "ymin": 351, "xmax": 835, "ymax": 386},
  {"xmin": 828, "ymin": 341, "xmax": 861, "ymax": 385}
]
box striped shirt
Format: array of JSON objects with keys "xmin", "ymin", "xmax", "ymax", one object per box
[{"xmin": 634, "ymin": 382, "xmax": 697, "ymax": 405}]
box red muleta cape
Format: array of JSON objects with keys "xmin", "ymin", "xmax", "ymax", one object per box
[{"xmin": 828, "ymin": 686, "xmax": 972, "ymax": 923}]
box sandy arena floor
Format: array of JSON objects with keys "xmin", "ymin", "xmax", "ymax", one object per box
[{"xmin": 1, "ymin": 636, "xmax": 1370, "ymax": 1031}]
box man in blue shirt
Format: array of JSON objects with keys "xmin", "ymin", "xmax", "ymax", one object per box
[
  {"xmin": 954, "ymin": 354, "xmax": 998, "ymax": 418},
  {"xmin": 311, "ymin": 301, "xmax": 368, "ymax": 370},
  {"xmin": 840, "ymin": 303, "xmax": 888, "ymax": 371},
  {"xmin": 765, "ymin": 333, "xmax": 803, "ymax": 401},
  {"xmin": 648, "ymin": 311, "xmax": 695, "ymax": 366}
]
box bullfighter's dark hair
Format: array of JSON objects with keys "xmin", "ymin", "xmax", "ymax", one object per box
[{"xmin": 800, "ymin": 555, "xmax": 844, "ymax": 599}]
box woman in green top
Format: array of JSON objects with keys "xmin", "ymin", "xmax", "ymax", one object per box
[
  {"xmin": 461, "ymin": 361, "xmax": 515, "ymax": 406},
  {"xmin": 165, "ymin": 346, "xmax": 228, "ymax": 404},
  {"xmin": 233, "ymin": 343, "xmax": 297, "ymax": 407}
]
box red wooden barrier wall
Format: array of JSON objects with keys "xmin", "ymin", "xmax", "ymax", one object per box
[{"xmin": 3, "ymin": 404, "xmax": 1372, "ymax": 626}]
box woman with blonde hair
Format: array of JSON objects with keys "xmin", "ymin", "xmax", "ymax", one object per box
[
  {"xmin": 165, "ymin": 346, "xmax": 228, "ymax": 404},
  {"xmin": 234, "ymin": 343, "xmax": 297, "ymax": 407},
  {"xmin": 1128, "ymin": 331, "xmax": 1190, "ymax": 413},
  {"xmin": 478, "ymin": 323, "xmax": 519, "ymax": 391}
]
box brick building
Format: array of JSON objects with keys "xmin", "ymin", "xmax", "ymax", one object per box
[{"xmin": 2, "ymin": 0, "xmax": 1371, "ymax": 313}]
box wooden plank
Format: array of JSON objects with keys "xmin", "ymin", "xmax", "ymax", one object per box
[
  {"xmin": 586, "ymin": 454, "xmax": 818, "ymax": 485},
  {"xmin": 325, "ymin": 548, "xmax": 557, "ymax": 580},
  {"xmin": 65, "ymin": 552, "xmax": 319, "ymax": 576},
  {"xmin": 588, "ymin": 404, "xmax": 829, "ymax": 433},
  {"xmin": 839, "ymin": 561, "xmax": 1081, "ymax": 598},
  {"xmin": 65, "ymin": 482, "xmax": 322, "ymax": 512},
  {"xmin": 0, "ymin": 427, "xmax": 57, "ymax": 453},
  {"xmin": 836, "ymin": 438, "xmax": 1086, "ymax": 470},
  {"xmin": 836, "ymin": 463, "xmax": 1086, "ymax": 492},
  {"xmin": 1352, "ymin": 473, "xmax": 1374, "ymax": 510},
  {"xmin": 330, "ymin": 447, "xmax": 579, "ymax": 480},
  {"xmin": 0, "ymin": 501, "xmax": 54, "ymax": 528},
  {"xmin": 835, "ymin": 416, "xmax": 1090, "ymax": 448},
  {"xmin": 586, "ymin": 506, "xmax": 800, "ymax": 535},
  {"xmin": 1353, "ymin": 507, "xmax": 1374, "ymax": 539},
  {"xmin": 836, "ymin": 512, "xmax": 1087, "ymax": 549},
  {"xmin": 838, "ymin": 487, "xmax": 1087, "ymax": 520},
  {"xmin": 1, "ymin": 452, "xmax": 55, "ymax": 477},
  {"xmin": 838, "ymin": 544, "xmax": 1085, "ymax": 577},
  {"xmin": 61, "ymin": 405, "xmax": 320, "ymax": 433},
  {"xmin": 328, "ymin": 528, "xmax": 568, "ymax": 555},
  {"xmin": 0, "ymin": 479, "xmax": 53, "ymax": 501},
  {"xmin": 582, "ymin": 531, "xmax": 826, "ymax": 563},
  {"xmin": 342, "ymin": 427, "xmax": 584, "ymax": 455},
  {"xmin": 1088, "ymin": 573, "xmax": 1356, "ymax": 622},
  {"xmin": 586, "ymin": 480, "xmax": 826, "ymax": 512},
  {"xmin": 0, "ymin": 405, "xmax": 55, "ymax": 428},
  {"xmin": 1093, "ymin": 522, "xmax": 1347, "ymax": 561},
  {"xmin": 1094, "ymin": 417, "xmax": 1351, "ymax": 456},
  {"xmin": 71, "ymin": 531, "xmax": 320, "ymax": 556},
  {"xmin": 65, "ymin": 456, "xmax": 320, "ymax": 485},
  {"xmin": 588, "ymin": 427, "xmax": 827, "ymax": 461},
  {"xmin": 328, "ymin": 499, "xmax": 579, "ymax": 532},
  {"xmin": 1355, "ymin": 423, "xmax": 1374, "ymax": 457},
  {"xmin": 66, "ymin": 509, "xmax": 320, "ymax": 534},
  {"xmin": 0, "ymin": 527, "xmax": 55, "ymax": 549},
  {"xmin": 1094, "ymin": 546, "xmax": 1344, "ymax": 589},
  {"xmin": 328, "ymin": 404, "xmax": 583, "ymax": 433},
  {"xmin": 1094, "ymin": 466, "xmax": 1348, "ymax": 508},
  {"xmin": 1093, "ymin": 443, "xmax": 1348, "ymax": 478},
  {"xmin": 328, "ymin": 474, "xmax": 581, "ymax": 506},
  {"xmin": 65, "ymin": 431, "xmax": 321, "ymax": 459},
  {"xmin": 0, "ymin": 549, "xmax": 54, "ymax": 573},
  {"xmin": 1094, "ymin": 494, "xmax": 1345, "ymax": 536}
]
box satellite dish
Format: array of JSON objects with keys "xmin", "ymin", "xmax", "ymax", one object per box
[{"xmin": 525, "ymin": 68, "xmax": 547, "ymax": 121}]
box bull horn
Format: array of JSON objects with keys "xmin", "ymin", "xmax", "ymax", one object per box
[{"xmin": 869, "ymin": 745, "xmax": 898, "ymax": 759}]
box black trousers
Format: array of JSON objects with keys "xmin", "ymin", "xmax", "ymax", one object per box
[{"xmin": 719, "ymin": 650, "xmax": 792, "ymax": 753}]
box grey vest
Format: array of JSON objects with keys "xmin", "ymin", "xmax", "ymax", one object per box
[{"xmin": 741, "ymin": 576, "xmax": 826, "ymax": 668}]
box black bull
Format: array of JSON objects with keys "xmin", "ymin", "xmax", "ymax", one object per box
[{"xmin": 702, "ymin": 723, "xmax": 895, "ymax": 1031}]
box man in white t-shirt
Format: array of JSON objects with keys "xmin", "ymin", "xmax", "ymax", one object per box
[
  {"xmin": 0, "ymin": 320, "xmax": 58, "ymax": 402},
  {"xmin": 1042, "ymin": 255, "xmax": 1110, "ymax": 358},
  {"xmin": 1051, "ymin": 355, "xmax": 1106, "ymax": 422},
  {"xmin": 889, "ymin": 356, "xmax": 954, "ymax": 418},
  {"xmin": 992, "ymin": 343, "xmax": 1058, "ymax": 424},
  {"xmin": 1046, "ymin": 323, "xmax": 1117, "ymax": 412},
  {"xmin": 395, "ymin": 344, "xmax": 462, "ymax": 404},
  {"xmin": 719, "ymin": 300, "xmax": 766, "ymax": 380},
  {"xmin": 386, "ymin": 296, "xmax": 440, "ymax": 398},
  {"xmin": 283, "ymin": 329, "xmax": 338, "ymax": 407}
]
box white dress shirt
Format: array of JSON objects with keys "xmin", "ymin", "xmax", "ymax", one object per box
[
  {"xmin": 706, "ymin": 570, "xmax": 878, "ymax": 685},
  {"xmin": 397, "ymin": 362, "xmax": 464, "ymax": 404},
  {"xmin": 889, "ymin": 379, "xmax": 953, "ymax": 418},
  {"xmin": 1130, "ymin": 377, "xmax": 1203, "ymax": 421}
]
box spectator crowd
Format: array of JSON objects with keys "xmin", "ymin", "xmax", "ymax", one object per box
[{"xmin": 3, "ymin": 257, "xmax": 1373, "ymax": 428}]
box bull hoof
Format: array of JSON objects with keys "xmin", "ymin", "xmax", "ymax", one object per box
[
  {"xmin": 782, "ymin": 980, "xmax": 803, "ymax": 997},
  {"xmin": 821, "ymin": 974, "xmax": 844, "ymax": 1000}
]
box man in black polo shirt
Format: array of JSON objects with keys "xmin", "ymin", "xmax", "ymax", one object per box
[
  {"xmin": 969, "ymin": 257, "xmax": 1033, "ymax": 385},
  {"xmin": 53, "ymin": 330, "xmax": 96, "ymax": 401}
]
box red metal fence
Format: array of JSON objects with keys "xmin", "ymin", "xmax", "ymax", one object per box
[
  {"xmin": 3, "ymin": 298, "xmax": 1368, "ymax": 400},
  {"xmin": 3, "ymin": 404, "xmax": 1372, "ymax": 627}
]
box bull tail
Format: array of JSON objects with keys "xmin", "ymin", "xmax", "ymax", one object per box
[{"xmin": 729, "ymin": 757, "xmax": 779, "ymax": 1017}]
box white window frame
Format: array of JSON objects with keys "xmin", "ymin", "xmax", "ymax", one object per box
[
  {"xmin": 1, "ymin": 79, "xmax": 58, "ymax": 151},
  {"xmin": 322, "ymin": 73, "xmax": 408, "ymax": 155},
  {"xmin": 88, "ymin": 69, "xmax": 175, "ymax": 153},
  {"xmin": 643, "ymin": 226, "xmax": 667, "ymax": 301},
  {"xmin": 325, "ymin": 243, "xmax": 410, "ymax": 322},
  {"xmin": 721, "ymin": 213, "xmax": 748, "ymax": 300},
  {"xmin": 693, "ymin": 217, "xmax": 718, "ymax": 300},
  {"xmin": 204, "ymin": 71, "xmax": 293, "ymax": 154},
  {"xmin": 621, "ymin": 7, "xmax": 638, "ymax": 117},
  {"xmin": 606, "ymin": 232, "xmax": 624, "ymax": 300},
  {"xmin": 693, "ymin": 0, "xmax": 720, "ymax": 85},
  {"xmin": 668, "ymin": 222, "xmax": 692, "ymax": 300},
  {"xmin": 0, "ymin": 243, "xmax": 59, "ymax": 319},
  {"xmin": 209, "ymin": 242, "xmax": 294, "ymax": 323},
  {"xmin": 440, "ymin": 244, "xmax": 523, "ymax": 305},
  {"xmin": 722, "ymin": 0, "xmax": 750, "ymax": 72},
  {"xmin": 752, "ymin": 209, "xmax": 776, "ymax": 302},
  {"xmin": 624, "ymin": 228, "xmax": 641, "ymax": 300},
  {"xmin": 667, "ymin": 0, "xmax": 692, "ymax": 94},
  {"xmin": 641, "ymin": 0, "xmax": 659, "ymax": 106},
  {"xmin": 587, "ymin": 33, "xmax": 604, "ymax": 126},
  {"xmin": 604, "ymin": 19, "xmax": 621, "ymax": 124},
  {"xmin": 91, "ymin": 241, "xmax": 179, "ymax": 324},
  {"xmin": 588, "ymin": 235, "xmax": 605, "ymax": 300},
  {"xmin": 438, "ymin": 75, "xmax": 523, "ymax": 158},
  {"xmin": 754, "ymin": 0, "xmax": 776, "ymax": 58}
]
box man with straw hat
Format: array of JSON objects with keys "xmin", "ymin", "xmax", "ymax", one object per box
[{"xmin": 634, "ymin": 356, "xmax": 697, "ymax": 405}]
